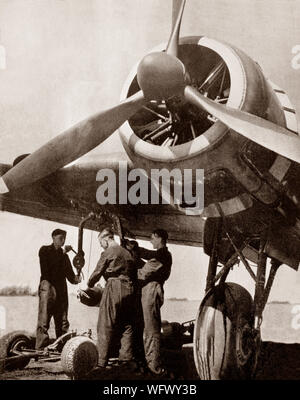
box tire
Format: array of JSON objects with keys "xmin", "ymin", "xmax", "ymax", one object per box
[
  {"xmin": 0, "ymin": 331, "xmax": 33, "ymax": 373},
  {"xmin": 61, "ymin": 336, "xmax": 98, "ymax": 379},
  {"xmin": 193, "ymin": 283, "xmax": 259, "ymax": 380}
]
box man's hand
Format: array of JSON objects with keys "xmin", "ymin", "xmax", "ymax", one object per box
[
  {"xmin": 77, "ymin": 288, "xmax": 90, "ymax": 299},
  {"xmin": 137, "ymin": 258, "xmax": 163, "ymax": 281},
  {"xmin": 63, "ymin": 245, "xmax": 73, "ymax": 254},
  {"xmin": 74, "ymin": 275, "xmax": 82, "ymax": 284}
]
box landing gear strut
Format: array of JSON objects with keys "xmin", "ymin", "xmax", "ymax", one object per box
[{"xmin": 193, "ymin": 217, "xmax": 280, "ymax": 380}]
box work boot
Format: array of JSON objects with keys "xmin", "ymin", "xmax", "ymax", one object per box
[
  {"xmin": 136, "ymin": 359, "xmax": 147, "ymax": 375},
  {"xmin": 96, "ymin": 364, "xmax": 113, "ymax": 371},
  {"xmin": 147, "ymin": 364, "xmax": 173, "ymax": 378},
  {"xmin": 119, "ymin": 359, "xmax": 140, "ymax": 371}
]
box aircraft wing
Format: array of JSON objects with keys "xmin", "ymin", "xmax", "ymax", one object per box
[{"xmin": 0, "ymin": 158, "xmax": 205, "ymax": 247}]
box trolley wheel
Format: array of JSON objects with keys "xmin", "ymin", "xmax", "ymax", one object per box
[
  {"xmin": 193, "ymin": 282, "xmax": 259, "ymax": 380},
  {"xmin": 0, "ymin": 331, "xmax": 33, "ymax": 373},
  {"xmin": 61, "ymin": 336, "xmax": 98, "ymax": 379}
]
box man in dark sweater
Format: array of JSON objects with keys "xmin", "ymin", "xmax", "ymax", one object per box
[
  {"xmin": 35, "ymin": 229, "xmax": 81, "ymax": 350},
  {"xmin": 136, "ymin": 229, "xmax": 172, "ymax": 375},
  {"xmin": 87, "ymin": 228, "xmax": 136, "ymax": 367}
]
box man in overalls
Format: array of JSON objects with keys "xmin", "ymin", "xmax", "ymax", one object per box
[
  {"xmin": 132, "ymin": 229, "xmax": 172, "ymax": 375},
  {"xmin": 87, "ymin": 228, "xmax": 137, "ymax": 367},
  {"xmin": 36, "ymin": 229, "xmax": 81, "ymax": 350}
]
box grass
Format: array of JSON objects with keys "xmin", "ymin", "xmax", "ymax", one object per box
[{"xmin": 0, "ymin": 285, "xmax": 37, "ymax": 296}]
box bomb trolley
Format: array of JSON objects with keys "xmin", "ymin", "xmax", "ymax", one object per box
[{"xmin": 0, "ymin": 321, "xmax": 195, "ymax": 379}]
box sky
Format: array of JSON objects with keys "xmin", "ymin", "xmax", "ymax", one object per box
[{"xmin": 0, "ymin": 0, "xmax": 300, "ymax": 302}]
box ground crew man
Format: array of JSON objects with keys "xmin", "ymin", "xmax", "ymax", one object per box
[
  {"xmin": 36, "ymin": 229, "xmax": 81, "ymax": 350},
  {"xmin": 87, "ymin": 228, "xmax": 136, "ymax": 368},
  {"xmin": 135, "ymin": 229, "xmax": 172, "ymax": 375}
]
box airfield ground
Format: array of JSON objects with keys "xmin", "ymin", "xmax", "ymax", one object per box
[{"xmin": 1, "ymin": 341, "xmax": 300, "ymax": 380}]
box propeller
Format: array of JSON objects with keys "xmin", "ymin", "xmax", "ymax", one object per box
[
  {"xmin": 137, "ymin": 0, "xmax": 186, "ymax": 98},
  {"xmin": 2, "ymin": 0, "xmax": 299, "ymax": 194},
  {"xmin": 166, "ymin": 0, "xmax": 186, "ymax": 57},
  {"xmin": 0, "ymin": 91, "xmax": 145, "ymax": 193},
  {"xmin": 184, "ymin": 86, "xmax": 300, "ymax": 163}
]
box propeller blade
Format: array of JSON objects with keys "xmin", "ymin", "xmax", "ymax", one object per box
[
  {"xmin": 0, "ymin": 91, "xmax": 145, "ymax": 193},
  {"xmin": 184, "ymin": 85, "xmax": 300, "ymax": 163},
  {"xmin": 166, "ymin": 0, "xmax": 186, "ymax": 57}
]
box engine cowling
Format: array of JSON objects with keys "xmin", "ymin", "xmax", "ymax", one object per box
[{"xmin": 119, "ymin": 36, "xmax": 297, "ymax": 214}]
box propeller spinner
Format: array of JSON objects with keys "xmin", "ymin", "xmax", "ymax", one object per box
[{"xmin": 137, "ymin": 52, "xmax": 186, "ymax": 100}]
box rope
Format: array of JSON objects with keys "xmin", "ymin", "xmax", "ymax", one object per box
[
  {"xmin": 77, "ymin": 230, "xmax": 93, "ymax": 291},
  {"xmin": 87, "ymin": 230, "xmax": 93, "ymax": 278}
]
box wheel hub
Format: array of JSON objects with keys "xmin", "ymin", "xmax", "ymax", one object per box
[
  {"xmin": 236, "ymin": 323, "xmax": 254, "ymax": 366},
  {"xmin": 10, "ymin": 338, "xmax": 28, "ymax": 355}
]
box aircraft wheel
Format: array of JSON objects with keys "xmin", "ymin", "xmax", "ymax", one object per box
[
  {"xmin": 61, "ymin": 336, "xmax": 98, "ymax": 379},
  {"xmin": 193, "ymin": 282, "xmax": 259, "ymax": 380},
  {"xmin": 0, "ymin": 331, "xmax": 33, "ymax": 373}
]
